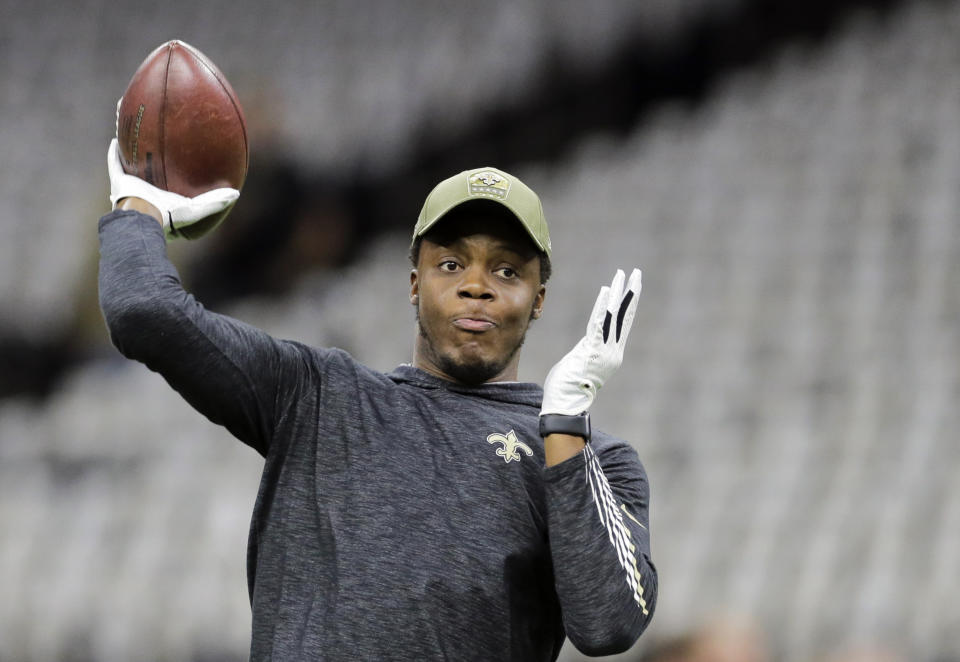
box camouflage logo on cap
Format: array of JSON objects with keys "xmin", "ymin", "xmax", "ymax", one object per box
[{"xmin": 468, "ymin": 170, "xmax": 511, "ymax": 200}]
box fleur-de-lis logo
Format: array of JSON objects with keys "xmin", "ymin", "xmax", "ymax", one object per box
[
  {"xmin": 476, "ymin": 172, "xmax": 502, "ymax": 186},
  {"xmin": 486, "ymin": 430, "xmax": 533, "ymax": 464}
]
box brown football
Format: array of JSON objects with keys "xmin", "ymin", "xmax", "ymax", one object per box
[{"xmin": 117, "ymin": 40, "xmax": 248, "ymax": 239}]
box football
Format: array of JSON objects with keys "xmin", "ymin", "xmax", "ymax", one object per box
[{"xmin": 117, "ymin": 40, "xmax": 248, "ymax": 239}]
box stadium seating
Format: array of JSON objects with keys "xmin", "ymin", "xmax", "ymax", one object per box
[{"xmin": 0, "ymin": 1, "xmax": 957, "ymax": 660}]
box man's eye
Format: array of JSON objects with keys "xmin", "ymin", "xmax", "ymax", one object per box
[
  {"xmin": 496, "ymin": 267, "xmax": 517, "ymax": 279},
  {"xmin": 440, "ymin": 261, "xmax": 460, "ymax": 272}
]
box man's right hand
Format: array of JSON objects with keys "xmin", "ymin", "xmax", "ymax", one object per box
[{"xmin": 107, "ymin": 138, "xmax": 239, "ymax": 240}]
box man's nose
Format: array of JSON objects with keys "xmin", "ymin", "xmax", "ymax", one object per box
[{"xmin": 458, "ymin": 267, "xmax": 494, "ymax": 299}]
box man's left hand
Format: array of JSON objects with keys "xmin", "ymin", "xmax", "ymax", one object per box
[{"xmin": 541, "ymin": 268, "xmax": 642, "ymax": 418}]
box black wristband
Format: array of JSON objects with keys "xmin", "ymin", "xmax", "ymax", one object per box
[{"xmin": 539, "ymin": 412, "xmax": 591, "ymax": 441}]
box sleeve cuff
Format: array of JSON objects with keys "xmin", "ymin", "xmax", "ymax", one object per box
[{"xmin": 99, "ymin": 208, "xmax": 164, "ymax": 234}]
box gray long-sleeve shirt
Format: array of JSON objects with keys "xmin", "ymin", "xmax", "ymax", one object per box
[{"xmin": 98, "ymin": 210, "xmax": 657, "ymax": 661}]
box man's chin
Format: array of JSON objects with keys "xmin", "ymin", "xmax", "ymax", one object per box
[
  {"xmin": 417, "ymin": 320, "xmax": 525, "ymax": 385},
  {"xmin": 436, "ymin": 354, "xmax": 507, "ymax": 386}
]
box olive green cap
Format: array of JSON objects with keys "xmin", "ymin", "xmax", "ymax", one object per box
[{"xmin": 412, "ymin": 167, "xmax": 551, "ymax": 257}]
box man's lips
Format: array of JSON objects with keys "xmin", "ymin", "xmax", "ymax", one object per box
[{"xmin": 453, "ymin": 317, "xmax": 496, "ymax": 332}]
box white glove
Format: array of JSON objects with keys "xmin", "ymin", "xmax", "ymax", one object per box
[
  {"xmin": 541, "ymin": 268, "xmax": 642, "ymax": 416},
  {"xmin": 107, "ymin": 138, "xmax": 239, "ymax": 240}
]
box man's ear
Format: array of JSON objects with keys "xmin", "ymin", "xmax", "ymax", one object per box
[
  {"xmin": 410, "ymin": 269, "xmax": 419, "ymax": 305},
  {"xmin": 531, "ymin": 284, "xmax": 546, "ymax": 319}
]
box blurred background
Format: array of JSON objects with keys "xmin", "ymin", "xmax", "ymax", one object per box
[{"xmin": 1, "ymin": 0, "xmax": 958, "ymax": 660}]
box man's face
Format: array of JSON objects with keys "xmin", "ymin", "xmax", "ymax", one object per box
[{"xmin": 410, "ymin": 209, "xmax": 546, "ymax": 385}]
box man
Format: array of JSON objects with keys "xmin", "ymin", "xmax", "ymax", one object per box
[{"xmin": 100, "ymin": 138, "xmax": 657, "ymax": 660}]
